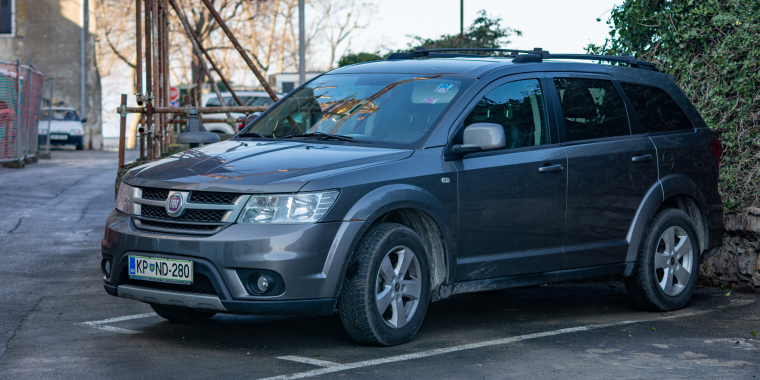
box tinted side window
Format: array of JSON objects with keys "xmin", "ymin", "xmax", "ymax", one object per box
[
  {"xmin": 619, "ymin": 82, "xmax": 693, "ymax": 133},
  {"xmin": 554, "ymin": 78, "xmax": 630, "ymax": 142},
  {"xmin": 464, "ymin": 79, "xmax": 549, "ymax": 149},
  {"xmin": 246, "ymin": 97, "xmax": 270, "ymax": 107}
]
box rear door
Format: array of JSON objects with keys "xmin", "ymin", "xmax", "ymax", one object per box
[
  {"xmin": 454, "ymin": 74, "xmax": 567, "ymax": 281},
  {"xmin": 547, "ymin": 73, "xmax": 659, "ymax": 269}
]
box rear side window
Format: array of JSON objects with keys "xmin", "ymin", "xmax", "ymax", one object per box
[
  {"xmin": 619, "ymin": 82, "xmax": 694, "ymax": 133},
  {"xmin": 463, "ymin": 79, "xmax": 549, "ymax": 149},
  {"xmin": 554, "ymin": 78, "xmax": 630, "ymax": 142}
]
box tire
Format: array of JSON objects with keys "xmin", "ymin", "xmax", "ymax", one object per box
[
  {"xmin": 150, "ymin": 303, "xmax": 216, "ymax": 322},
  {"xmin": 625, "ymin": 208, "xmax": 701, "ymax": 311},
  {"xmin": 75, "ymin": 143, "xmax": 84, "ymax": 150},
  {"xmin": 339, "ymin": 223, "xmax": 431, "ymax": 346}
]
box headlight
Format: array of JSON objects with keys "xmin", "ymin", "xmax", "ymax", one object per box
[
  {"xmin": 237, "ymin": 190, "xmax": 339, "ymax": 224},
  {"xmin": 70, "ymin": 129, "xmax": 85, "ymax": 135},
  {"xmin": 115, "ymin": 182, "xmax": 137, "ymax": 214}
]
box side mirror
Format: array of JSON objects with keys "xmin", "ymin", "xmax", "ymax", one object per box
[
  {"xmin": 81, "ymin": 118, "xmax": 88, "ymax": 124},
  {"xmin": 452, "ymin": 123, "xmax": 506, "ymax": 156}
]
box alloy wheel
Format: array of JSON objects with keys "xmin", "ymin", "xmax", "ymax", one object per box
[
  {"xmin": 375, "ymin": 246, "xmax": 422, "ymax": 328},
  {"xmin": 654, "ymin": 226, "xmax": 693, "ymax": 296}
]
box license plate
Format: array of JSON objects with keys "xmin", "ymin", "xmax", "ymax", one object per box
[
  {"xmin": 128, "ymin": 256, "xmax": 193, "ymax": 285},
  {"xmin": 50, "ymin": 134, "xmax": 68, "ymax": 140}
]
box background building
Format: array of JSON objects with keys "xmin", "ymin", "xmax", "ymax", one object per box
[{"xmin": 0, "ymin": 0, "xmax": 101, "ymax": 149}]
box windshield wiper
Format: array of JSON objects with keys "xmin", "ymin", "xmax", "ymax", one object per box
[
  {"xmin": 237, "ymin": 132, "xmax": 266, "ymax": 138},
  {"xmin": 279, "ymin": 132, "xmax": 359, "ymax": 142}
]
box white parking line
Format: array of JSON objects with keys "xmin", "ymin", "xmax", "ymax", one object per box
[
  {"xmin": 277, "ymin": 356, "xmax": 341, "ymax": 368},
  {"xmin": 76, "ymin": 312, "xmax": 158, "ymax": 334},
  {"xmin": 81, "ymin": 313, "xmax": 157, "ymax": 325},
  {"xmin": 262, "ymin": 300, "xmax": 754, "ymax": 380}
]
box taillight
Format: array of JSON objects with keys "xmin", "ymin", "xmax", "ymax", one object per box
[{"xmin": 709, "ymin": 137, "xmax": 722, "ymax": 165}]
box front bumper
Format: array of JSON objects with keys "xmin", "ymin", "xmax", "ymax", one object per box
[
  {"xmin": 38, "ymin": 134, "xmax": 83, "ymax": 146},
  {"xmin": 102, "ymin": 209, "xmax": 366, "ymax": 315}
]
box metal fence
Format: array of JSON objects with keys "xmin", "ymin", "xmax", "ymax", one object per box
[{"xmin": 0, "ymin": 61, "xmax": 45, "ymax": 163}]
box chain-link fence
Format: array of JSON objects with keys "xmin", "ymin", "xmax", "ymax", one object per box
[{"xmin": 0, "ymin": 61, "xmax": 45, "ymax": 163}]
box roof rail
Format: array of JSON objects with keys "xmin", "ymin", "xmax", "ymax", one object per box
[{"xmin": 385, "ymin": 47, "xmax": 659, "ymax": 71}]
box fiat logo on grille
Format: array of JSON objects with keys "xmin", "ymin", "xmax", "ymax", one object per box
[{"xmin": 166, "ymin": 193, "xmax": 184, "ymax": 217}]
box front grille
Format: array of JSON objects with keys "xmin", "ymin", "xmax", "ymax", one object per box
[
  {"xmin": 141, "ymin": 204, "xmax": 225, "ymax": 222},
  {"xmin": 134, "ymin": 188, "xmax": 244, "ymax": 235},
  {"xmin": 124, "ymin": 272, "xmax": 218, "ymax": 295},
  {"xmin": 189, "ymin": 191, "xmax": 237, "ymax": 204},
  {"xmin": 142, "ymin": 188, "xmax": 169, "ymax": 201},
  {"xmin": 139, "ymin": 219, "xmax": 218, "ymax": 231}
]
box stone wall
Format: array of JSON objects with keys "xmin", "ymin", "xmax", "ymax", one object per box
[
  {"xmin": 0, "ymin": 0, "xmax": 102, "ymax": 148},
  {"xmin": 700, "ymin": 208, "xmax": 760, "ymax": 293}
]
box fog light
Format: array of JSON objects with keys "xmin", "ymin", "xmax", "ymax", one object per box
[
  {"xmin": 257, "ymin": 276, "xmax": 269, "ymax": 292},
  {"xmin": 249, "ymin": 274, "xmax": 272, "ymax": 294},
  {"xmin": 101, "ymin": 258, "xmax": 112, "ymax": 278}
]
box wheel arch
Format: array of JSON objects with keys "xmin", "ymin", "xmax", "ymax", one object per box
[
  {"xmin": 624, "ymin": 174, "xmax": 710, "ymax": 275},
  {"xmin": 340, "ymin": 184, "xmax": 456, "ymax": 301}
]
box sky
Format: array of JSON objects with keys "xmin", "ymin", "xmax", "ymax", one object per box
[
  {"xmin": 101, "ymin": 0, "xmax": 624, "ymax": 141},
  {"xmin": 343, "ymin": 0, "xmax": 622, "ymax": 57}
]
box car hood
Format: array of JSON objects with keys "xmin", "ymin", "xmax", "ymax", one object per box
[
  {"xmin": 38, "ymin": 120, "xmax": 83, "ymax": 134},
  {"xmin": 123, "ymin": 140, "xmax": 414, "ymax": 193}
]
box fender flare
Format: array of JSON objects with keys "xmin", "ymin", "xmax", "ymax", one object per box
[
  {"xmin": 335, "ymin": 184, "xmax": 457, "ymax": 296},
  {"xmin": 624, "ymin": 174, "xmax": 709, "ymax": 273}
]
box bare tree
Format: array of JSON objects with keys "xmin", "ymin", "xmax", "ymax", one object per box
[{"xmin": 315, "ymin": 0, "xmax": 375, "ymax": 69}]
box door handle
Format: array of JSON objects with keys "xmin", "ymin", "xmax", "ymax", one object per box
[
  {"xmin": 632, "ymin": 154, "xmax": 653, "ymax": 162},
  {"xmin": 538, "ymin": 164, "xmax": 563, "ymax": 173}
]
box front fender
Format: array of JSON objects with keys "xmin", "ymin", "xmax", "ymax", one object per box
[{"xmin": 335, "ymin": 184, "xmax": 457, "ymax": 297}]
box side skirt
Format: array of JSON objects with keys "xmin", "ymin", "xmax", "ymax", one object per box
[{"xmin": 450, "ymin": 263, "xmax": 632, "ymax": 296}]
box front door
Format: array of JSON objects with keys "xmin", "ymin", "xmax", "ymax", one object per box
[
  {"xmin": 548, "ymin": 75, "xmax": 659, "ymax": 269},
  {"xmin": 454, "ymin": 76, "xmax": 567, "ymax": 281}
]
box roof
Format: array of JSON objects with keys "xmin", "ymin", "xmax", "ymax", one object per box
[{"xmin": 329, "ymin": 48, "xmax": 659, "ymax": 78}]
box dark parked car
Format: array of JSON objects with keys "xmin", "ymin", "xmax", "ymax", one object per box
[{"xmin": 103, "ymin": 48, "xmax": 724, "ymax": 346}]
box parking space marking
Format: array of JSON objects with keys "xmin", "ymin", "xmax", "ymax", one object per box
[
  {"xmin": 277, "ymin": 356, "xmax": 341, "ymax": 367},
  {"xmin": 76, "ymin": 312, "xmax": 158, "ymax": 334},
  {"xmin": 259, "ymin": 300, "xmax": 754, "ymax": 380}
]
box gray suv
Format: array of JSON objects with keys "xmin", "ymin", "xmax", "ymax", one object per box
[{"xmin": 103, "ymin": 48, "xmax": 724, "ymax": 346}]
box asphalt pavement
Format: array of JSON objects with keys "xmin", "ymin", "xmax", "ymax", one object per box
[{"xmin": 0, "ymin": 150, "xmax": 758, "ymax": 379}]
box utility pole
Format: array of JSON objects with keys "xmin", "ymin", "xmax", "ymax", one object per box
[
  {"xmin": 81, "ymin": 0, "xmax": 88, "ymax": 122},
  {"xmin": 460, "ymin": 0, "xmax": 464, "ymax": 38},
  {"xmin": 299, "ymin": 0, "xmax": 305, "ymax": 87}
]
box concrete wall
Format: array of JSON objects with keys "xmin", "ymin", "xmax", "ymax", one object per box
[{"xmin": 0, "ymin": 0, "xmax": 102, "ymax": 148}]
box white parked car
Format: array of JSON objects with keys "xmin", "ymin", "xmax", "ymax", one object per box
[
  {"xmin": 200, "ymin": 91, "xmax": 280, "ymax": 136},
  {"xmin": 37, "ymin": 107, "xmax": 86, "ymax": 150}
]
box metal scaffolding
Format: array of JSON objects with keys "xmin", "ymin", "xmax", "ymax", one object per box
[{"xmin": 117, "ymin": 0, "xmax": 275, "ymax": 167}]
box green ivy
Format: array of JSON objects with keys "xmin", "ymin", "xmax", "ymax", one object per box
[{"xmin": 588, "ymin": 0, "xmax": 760, "ymax": 211}]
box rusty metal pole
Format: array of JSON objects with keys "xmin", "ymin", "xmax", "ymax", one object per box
[
  {"xmin": 169, "ymin": 0, "xmax": 232, "ymax": 124},
  {"xmin": 139, "ymin": 114, "xmax": 145, "ymax": 158},
  {"xmin": 156, "ymin": 0, "xmax": 165, "ymax": 153},
  {"xmin": 118, "ymin": 94, "xmax": 127, "ymax": 167},
  {"xmin": 135, "ymin": 0, "xmax": 143, "ymax": 105},
  {"xmin": 163, "ymin": 0, "xmax": 172, "ymax": 145},
  {"xmin": 186, "ymin": 25, "xmax": 243, "ymax": 107},
  {"xmin": 144, "ymin": 0, "xmax": 154, "ymax": 159},
  {"xmin": 152, "ymin": 0, "xmax": 162, "ymax": 155},
  {"xmin": 199, "ymin": 0, "xmax": 279, "ymax": 103}
]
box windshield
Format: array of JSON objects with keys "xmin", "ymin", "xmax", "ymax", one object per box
[
  {"xmin": 239, "ymin": 73, "xmax": 474, "ymax": 147},
  {"xmin": 40, "ymin": 109, "xmax": 79, "ymax": 121}
]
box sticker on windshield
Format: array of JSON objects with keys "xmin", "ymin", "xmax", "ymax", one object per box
[
  {"xmin": 435, "ymin": 83, "xmax": 453, "ymax": 93},
  {"xmin": 423, "ymin": 97, "xmax": 438, "ymax": 104}
]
